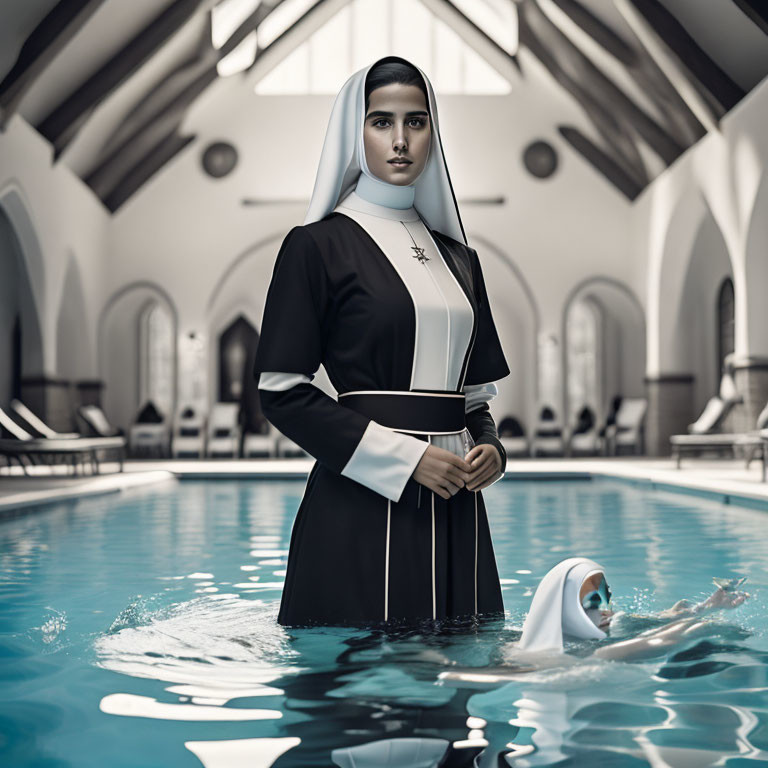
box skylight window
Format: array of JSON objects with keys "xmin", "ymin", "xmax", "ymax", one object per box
[{"xmin": 253, "ymin": 0, "xmax": 512, "ymax": 95}]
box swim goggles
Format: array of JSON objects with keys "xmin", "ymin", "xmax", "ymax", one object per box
[{"xmin": 582, "ymin": 578, "xmax": 612, "ymax": 611}]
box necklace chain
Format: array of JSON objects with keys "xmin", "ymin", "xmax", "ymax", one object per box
[{"xmin": 400, "ymin": 220, "xmax": 430, "ymax": 264}]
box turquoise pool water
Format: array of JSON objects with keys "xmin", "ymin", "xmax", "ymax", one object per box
[{"xmin": 1, "ymin": 477, "xmax": 767, "ymax": 767}]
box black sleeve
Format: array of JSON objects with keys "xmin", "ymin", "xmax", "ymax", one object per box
[
  {"xmin": 466, "ymin": 402, "xmax": 507, "ymax": 469},
  {"xmin": 253, "ymin": 226, "xmax": 372, "ymax": 474},
  {"xmin": 463, "ymin": 248, "xmax": 511, "ymax": 387},
  {"xmin": 253, "ymin": 225, "xmax": 329, "ymax": 376}
]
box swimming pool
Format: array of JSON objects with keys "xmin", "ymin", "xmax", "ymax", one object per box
[{"xmin": 1, "ymin": 476, "xmax": 767, "ymax": 767}]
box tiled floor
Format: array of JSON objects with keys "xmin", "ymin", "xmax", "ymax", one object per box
[{"xmin": 1, "ymin": 454, "xmax": 767, "ymax": 514}]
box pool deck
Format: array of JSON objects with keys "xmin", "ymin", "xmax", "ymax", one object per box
[{"xmin": 2, "ymin": 455, "xmax": 768, "ymax": 515}]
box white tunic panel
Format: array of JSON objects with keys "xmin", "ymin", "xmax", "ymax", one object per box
[{"xmin": 334, "ymin": 191, "xmax": 474, "ymax": 392}]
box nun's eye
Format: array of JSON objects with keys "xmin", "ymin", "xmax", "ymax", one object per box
[
  {"xmin": 372, "ymin": 119, "xmax": 390, "ymax": 128},
  {"xmin": 408, "ymin": 118, "xmax": 427, "ymax": 128}
]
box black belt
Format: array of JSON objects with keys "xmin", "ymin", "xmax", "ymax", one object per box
[{"xmin": 338, "ymin": 390, "xmax": 466, "ymax": 434}]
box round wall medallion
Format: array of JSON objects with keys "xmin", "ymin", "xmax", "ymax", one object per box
[
  {"xmin": 201, "ymin": 141, "xmax": 238, "ymax": 178},
  {"xmin": 523, "ymin": 140, "xmax": 558, "ymax": 179}
]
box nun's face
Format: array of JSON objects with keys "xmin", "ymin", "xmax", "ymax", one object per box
[
  {"xmin": 364, "ymin": 83, "xmax": 431, "ymax": 186},
  {"xmin": 581, "ymin": 573, "xmax": 614, "ymax": 629}
]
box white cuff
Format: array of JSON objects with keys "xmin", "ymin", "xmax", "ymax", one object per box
[
  {"xmin": 341, "ymin": 421, "xmax": 430, "ymax": 503},
  {"xmin": 258, "ymin": 371, "xmax": 312, "ymax": 390},
  {"xmin": 463, "ymin": 381, "xmax": 499, "ymax": 413}
]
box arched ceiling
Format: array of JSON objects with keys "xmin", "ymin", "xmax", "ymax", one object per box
[{"xmin": 1, "ymin": 0, "xmax": 767, "ymax": 212}]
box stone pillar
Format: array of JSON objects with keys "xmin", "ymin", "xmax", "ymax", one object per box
[
  {"xmin": 644, "ymin": 374, "xmax": 695, "ymax": 456},
  {"xmin": 75, "ymin": 379, "xmax": 104, "ymax": 407},
  {"xmin": 732, "ymin": 359, "xmax": 768, "ymax": 432},
  {"xmin": 20, "ymin": 376, "xmax": 72, "ymax": 432}
]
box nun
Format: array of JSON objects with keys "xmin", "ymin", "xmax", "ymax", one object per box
[
  {"xmin": 518, "ymin": 557, "xmax": 613, "ymax": 653},
  {"xmin": 517, "ymin": 556, "xmax": 749, "ymax": 660},
  {"xmin": 253, "ymin": 55, "xmax": 511, "ymax": 627}
]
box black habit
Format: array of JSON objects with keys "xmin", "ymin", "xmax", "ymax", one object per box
[{"xmin": 253, "ymin": 211, "xmax": 510, "ymax": 627}]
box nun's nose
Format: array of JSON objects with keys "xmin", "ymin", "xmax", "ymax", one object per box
[{"xmin": 393, "ymin": 132, "xmax": 407, "ymax": 150}]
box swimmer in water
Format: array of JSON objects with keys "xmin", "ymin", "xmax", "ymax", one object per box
[{"xmin": 517, "ymin": 557, "xmax": 749, "ymax": 662}]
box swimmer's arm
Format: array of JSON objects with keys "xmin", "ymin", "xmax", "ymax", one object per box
[
  {"xmin": 593, "ymin": 617, "xmax": 709, "ymax": 662},
  {"xmin": 595, "ymin": 588, "xmax": 748, "ymax": 662},
  {"xmin": 657, "ymin": 587, "xmax": 748, "ymax": 619}
]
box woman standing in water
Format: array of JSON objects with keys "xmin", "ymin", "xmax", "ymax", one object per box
[{"xmin": 254, "ymin": 56, "xmax": 510, "ymax": 627}]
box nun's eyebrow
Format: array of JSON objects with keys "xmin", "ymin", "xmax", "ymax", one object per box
[{"xmin": 366, "ymin": 110, "xmax": 429, "ymax": 119}]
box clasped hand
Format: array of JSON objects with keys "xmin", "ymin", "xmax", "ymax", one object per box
[{"xmin": 412, "ymin": 443, "xmax": 502, "ymax": 500}]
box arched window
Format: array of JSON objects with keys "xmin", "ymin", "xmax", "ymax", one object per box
[
  {"xmin": 218, "ymin": 315, "xmax": 258, "ymax": 402},
  {"xmin": 138, "ymin": 301, "xmax": 174, "ymax": 418},
  {"xmin": 566, "ymin": 298, "xmax": 602, "ymax": 425},
  {"xmin": 717, "ymin": 277, "xmax": 735, "ymax": 378}
]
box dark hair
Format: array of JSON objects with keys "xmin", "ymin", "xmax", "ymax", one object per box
[{"xmin": 364, "ymin": 58, "xmax": 429, "ymax": 113}]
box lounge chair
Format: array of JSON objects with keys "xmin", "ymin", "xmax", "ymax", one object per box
[
  {"xmin": 10, "ymin": 399, "xmax": 80, "ymax": 439},
  {"xmin": 597, "ymin": 395, "xmax": 622, "ymax": 456},
  {"xmin": 76, "ymin": 404, "xmax": 124, "ymax": 438},
  {"xmin": 669, "ymin": 359, "xmax": 745, "ymax": 465},
  {"xmin": 606, "ymin": 398, "xmax": 647, "ymax": 455},
  {"xmin": 128, "ymin": 400, "xmax": 170, "ymax": 458},
  {"xmin": 206, "ymin": 402, "xmax": 241, "ymax": 457},
  {"xmin": 498, "ymin": 415, "xmax": 529, "ymax": 458},
  {"xmin": 742, "ymin": 421, "xmax": 768, "ymax": 482},
  {"xmin": 172, "ymin": 405, "xmax": 206, "ymax": 458},
  {"xmin": 75, "ymin": 404, "xmax": 128, "ymax": 470},
  {"xmin": 0, "ymin": 405, "xmax": 125, "ymax": 475},
  {"xmin": 567, "ymin": 405, "xmax": 599, "ymax": 456},
  {"xmin": 531, "ymin": 406, "xmax": 565, "ymax": 457},
  {"xmin": 671, "ymin": 399, "xmax": 768, "ymax": 477},
  {"xmin": 243, "ymin": 420, "xmax": 279, "ymax": 458}
]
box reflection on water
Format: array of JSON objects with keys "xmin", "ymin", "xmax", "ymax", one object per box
[{"xmin": 1, "ymin": 478, "xmax": 768, "ymax": 766}]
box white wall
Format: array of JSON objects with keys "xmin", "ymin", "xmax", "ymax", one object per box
[
  {"xmin": 633, "ymin": 73, "xmax": 768, "ymax": 375},
  {"xmin": 0, "ymin": 115, "xmax": 109, "ymax": 378}
]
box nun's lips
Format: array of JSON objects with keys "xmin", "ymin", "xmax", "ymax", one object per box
[{"xmin": 388, "ymin": 158, "xmax": 412, "ymax": 166}]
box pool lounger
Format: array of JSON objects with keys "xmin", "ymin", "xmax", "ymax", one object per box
[
  {"xmin": 0, "ymin": 436, "xmax": 126, "ymax": 476},
  {"xmin": 670, "ymin": 431, "xmax": 768, "ymax": 481},
  {"xmin": 1, "ymin": 404, "xmax": 127, "ymax": 475},
  {"xmin": 10, "ymin": 399, "xmax": 80, "ymax": 440}
]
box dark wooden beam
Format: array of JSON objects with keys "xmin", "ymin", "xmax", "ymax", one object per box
[
  {"xmin": 103, "ymin": 130, "xmax": 195, "ymax": 213},
  {"xmin": 548, "ymin": 0, "xmax": 705, "ymax": 147},
  {"xmin": 37, "ymin": 0, "xmax": 207, "ymax": 156},
  {"xmin": 549, "ymin": 0, "xmax": 637, "ymax": 66},
  {"xmin": 91, "ymin": 0, "xmax": 319, "ymax": 210},
  {"xmin": 0, "ymin": 0, "xmax": 107, "ymax": 129},
  {"xmin": 621, "ymin": 0, "xmax": 745, "ymax": 112},
  {"xmin": 85, "ymin": 1, "xmax": 288, "ymax": 200},
  {"xmin": 521, "ymin": 20, "xmax": 647, "ymax": 191},
  {"xmin": 85, "ymin": 67, "xmax": 217, "ymax": 199},
  {"xmin": 731, "ymin": 0, "xmax": 768, "ymax": 36},
  {"xmin": 94, "ymin": 13, "xmax": 215, "ymax": 161},
  {"xmin": 520, "ymin": 0, "xmax": 683, "ymax": 168},
  {"xmin": 558, "ymin": 125, "xmax": 643, "ymax": 200}
]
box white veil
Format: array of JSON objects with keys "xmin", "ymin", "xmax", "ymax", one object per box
[
  {"xmin": 303, "ymin": 55, "xmax": 467, "ymax": 245},
  {"xmin": 518, "ymin": 557, "xmax": 609, "ymax": 652}
]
